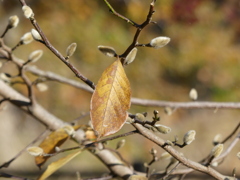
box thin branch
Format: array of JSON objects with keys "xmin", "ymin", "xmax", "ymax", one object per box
[
  {"xmin": 132, "ymin": 123, "xmax": 235, "ymax": 180},
  {"xmin": 18, "ymin": 0, "xmax": 95, "ymax": 90},
  {"xmin": 0, "ymin": 129, "xmax": 49, "ymax": 169},
  {"xmin": 103, "ymin": 0, "xmax": 139, "ymax": 28},
  {"xmin": 25, "ymin": 65, "xmax": 240, "ymax": 110}
]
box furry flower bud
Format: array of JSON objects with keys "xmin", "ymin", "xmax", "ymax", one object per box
[
  {"xmin": 31, "ymin": 29, "xmax": 42, "ymax": 41},
  {"xmin": 123, "ymin": 48, "xmax": 137, "ymax": 65},
  {"xmin": 36, "ymin": 83, "xmax": 48, "ymax": 92},
  {"xmin": 211, "ymin": 144, "xmax": 223, "ymax": 158},
  {"xmin": 116, "ymin": 139, "xmax": 126, "ymax": 150},
  {"xmin": 98, "ymin": 45, "xmax": 117, "ymax": 57},
  {"xmin": 66, "ymin": 43, "xmax": 77, "ymax": 58},
  {"xmin": 183, "ymin": 130, "xmax": 196, "ymax": 145},
  {"xmin": 20, "ymin": 32, "xmax": 33, "ymax": 44},
  {"xmin": 63, "ymin": 125, "xmax": 75, "ymax": 136},
  {"xmin": 8, "ymin": 15, "xmax": 19, "ymax": 28},
  {"xmin": 28, "ymin": 50, "xmax": 43, "ymax": 63},
  {"xmin": 154, "ymin": 124, "xmax": 171, "ymax": 134},
  {"xmin": 27, "ymin": 146, "xmax": 44, "ymax": 156},
  {"xmin": 150, "ymin": 36, "xmax": 170, "ymax": 49},
  {"xmin": 189, "ymin": 88, "xmax": 198, "ymax": 100},
  {"xmin": 22, "ymin": 5, "xmax": 34, "ymax": 19}
]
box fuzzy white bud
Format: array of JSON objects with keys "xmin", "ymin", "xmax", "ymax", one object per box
[
  {"xmin": 183, "ymin": 130, "xmax": 196, "ymax": 145},
  {"xmin": 164, "ymin": 107, "xmax": 173, "ymax": 115},
  {"xmin": 27, "ymin": 146, "xmax": 44, "ymax": 156},
  {"xmin": 0, "ymin": 73, "xmax": 11, "ymax": 83},
  {"xmin": 213, "ymin": 134, "xmax": 222, "ymax": 145},
  {"xmin": 98, "ymin": 45, "xmax": 117, "ymax": 57},
  {"xmin": 124, "ymin": 48, "xmax": 137, "ymax": 65},
  {"xmin": 160, "ymin": 152, "xmax": 172, "ymax": 160},
  {"xmin": 189, "ymin": 88, "xmax": 198, "ymax": 100},
  {"xmin": 154, "ymin": 124, "xmax": 171, "ymax": 134},
  {"xmin": 63, "ymin": 125, "xmax": 75, "ymax": 137},
  {"xmin": 22, "ymin": 5, "xmax": 34, "ymax": 19},
  {"xmin": 31, "ymin": 29, "xmax": 42, "ymax": 41},
  {"xmin": 20, "ymin": 32, "xmax": 33, "ymax": 44},
  {"xmin": 116, "ymin": 139, "xmax": 126, "ymax": 150},
  {"xmin": 66, "ymin": 43, "xmax": 77, "ymax": 57},
  {"xmin": 211, "ymin": 144, "xmax": 223, "ymax": 158},
  {"xmin": 237, "ymin": 152, "xmax": 240, "ymax": 160},
  {"xmin": 150, "ymin": 36, "xmax": 170, "ymax": 49},
  {"xmin": 135, "ymin": 113, "xmax": 145, "ymax": 121},
  {"xmin": 28, "ymin": 50, "xmax": 43, "ymax": 63},
  {"xmin": 36, "ymin": 83, "xmax": 48, "ymax": 92},
  {"xmin": 8, "ymin": 15, "xmax": 19, "ymax": 28}
]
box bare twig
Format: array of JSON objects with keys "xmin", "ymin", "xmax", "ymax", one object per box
[
  {"xmin": 0, "ymin": 129, "xmax": 49, "ymax": 169},
  {"xmin": 18, "ymin": 0, "xmax": 95, "ymax": 90},
  {"xmin": 25, "ymin": 65, "xmax": 240, "ymax": 110},
  {"xmin": 132, "ymin": 123, "xmax": 235, "ymax": 180}
]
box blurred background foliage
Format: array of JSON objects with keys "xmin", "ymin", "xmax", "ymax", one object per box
[{"xmin": 0, "ymin": 0, "xmax": 239, "ymax": 179}]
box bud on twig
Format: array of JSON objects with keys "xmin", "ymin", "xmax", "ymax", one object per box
[
  {"xmin": 116, "ymin": 139, "xmax": 126, "ymax": 150},
  {"xmin": 20, "ymin": 32, "xmax": 33, "ymax": 45},
  {"xmin": 149, "ymin": 36, "xmax": 170, "ymax": 49},
  {"xmin": 154, "ymin": 124, "xmax": 171, "ymax": 134},
  {"xmin": 160, "ymin": 152, "xmax": 172, "ymax": 160},
  {"xmin": 28, "ymin": 50, "xmax": 43, "ymax": 63},
  {"xmin": 237, "ymin": 152, "xmax": 240, "ymax": 160},
  {"xmin": 63, "ymin": 125, "xmax": 75, "ymax": 137},
  {"xmin": 36, "ymin": 83, "xmax": 48, "ymax": 92},
  {"xmin": 22, "ymin": 5, "xmax": 34, "ymax": 19},
  {"xmin": 183, "ymin": 130, "xmax": 196, "ymax": 145},
  {"xmin": 66, "ymin": 43, "xmax": 77, "ymax": 59},
  {"xmin": 8, "ymin": 15, "xmax": 19, "ymax": 29},
  {"xmin": 189, "ymin": 88, "xmax": 198, "ymax": 101},
  {"xmin": 31, "ymin": 29, "xmax": 43, "ymax": 42},
  {"xmin": 123, "ymin": 48, "xmax": 137, "ymax": 65},
  {"xmin": 211, "ymin": 144, "xmax": 223, "ymax": 158},
  {"xmin": 213, "ymin": 134, "xmax": 222, "ymax": 145},
  {"xmin": 27, "ymin": 146, "xmax": 44, "ymax": 156},
  {"xmin": 135, "ymin": 113, "xmax": 145, "ymax": 121},
  {"xmin": 0, "ymin": 73, "xmax": 11, "ymax": 83},
  {"xmin": 98, "ymin": 45, "xmax": 117, "ymax": 57}
]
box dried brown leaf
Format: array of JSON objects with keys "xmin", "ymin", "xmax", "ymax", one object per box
[
  {"xmin": 38, "ymin": 150, "xmax": 81, "ymax": 180},
  {"xmin": 35, "ymin": 125, "xmax": 80, "ymax": 168},
  {"xmin": 90, "ymin": 59, "xmax": 131, "ymax": 138}
]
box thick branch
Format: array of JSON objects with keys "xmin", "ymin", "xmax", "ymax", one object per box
[{"xmin": 0, "ymin": 80, "xmax": 134, "ymax": 178}]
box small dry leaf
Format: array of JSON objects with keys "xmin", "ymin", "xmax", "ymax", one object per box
[
  {"xmin": 38, "ymin": 150, "xmax": 81, "ymax": 180},
  {"xmin": 35, "ymin": 125, "xmax": 81, "ymax": 168},
  {"xmin": 90, "ymin": 58, "xmax": 131, "ymax": 138},
  {"xmin": 27, "ymin": 146, "xmax": 44, "ymax": 156}
]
